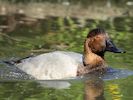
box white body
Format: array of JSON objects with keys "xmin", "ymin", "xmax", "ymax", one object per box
[{"xmin": 16, "ymin": 51, "xmax": 83, "ymax": 80}]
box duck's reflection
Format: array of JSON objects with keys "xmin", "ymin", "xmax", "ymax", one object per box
[
  {"xmin": 84, "ymin": 75, "xmax": 105, "ymax": 100},
  {"xmin": 38, "ymin": 75, "xmax": 105, "ymax": 100}
]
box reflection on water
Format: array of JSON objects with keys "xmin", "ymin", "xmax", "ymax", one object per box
[
  {"xmin": 84, "ymin": 76, "xmax": 105, "ymax": 100},
  {"xmin": 0, "ymin": 74, "xmax": 105, "ymax": 100},
  {"xmin": 0, "ymin": 1, "xmax": 133, "ymax": 100},
  {"xmin": 37, "ymin": 75, "xmax": 106, "ymax": 100},
  {"xmin": 107, "ymin": 83, "xmax": 122, "ymax": 100},
  {"xmin": 0, "ymin": 73, "xmax": 127, "ymax": 100}
]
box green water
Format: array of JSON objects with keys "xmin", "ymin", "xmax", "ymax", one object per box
[{"xmin": 0, "ymin": 1, "xmax": 133, "ymax": 100}]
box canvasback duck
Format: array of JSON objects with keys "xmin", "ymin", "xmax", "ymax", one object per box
[{"xmin": 11, "ymin": 28, "xmax": 125, "ymax": 80}]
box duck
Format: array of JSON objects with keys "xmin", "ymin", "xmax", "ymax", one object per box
[{"xmin": 9, "ymin": 28, "xmax": 125, "ymax": 80}]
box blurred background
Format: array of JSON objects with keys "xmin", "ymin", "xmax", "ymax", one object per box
[{"xmin": 0, "ymin": 0, "xmax": 133, "ymax": 100}]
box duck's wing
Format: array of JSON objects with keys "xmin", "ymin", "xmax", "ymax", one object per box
[{"xmin": 59, "ymin": 51, "xmax": 83, "ymax": 63}]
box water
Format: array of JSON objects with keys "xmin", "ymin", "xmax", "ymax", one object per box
[{"xmin": 0, "ymin": 1, "xmax": 133, "ymax": 100}]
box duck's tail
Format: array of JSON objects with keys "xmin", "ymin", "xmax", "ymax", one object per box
[
  {"xmin": 3, "ymin": 60, "xmax": 14, "ymax": 65},
  {"xmin": 2, "ymin": 55, "xmax": 34, "ymax": 65}
]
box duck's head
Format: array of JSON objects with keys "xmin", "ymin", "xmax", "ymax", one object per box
[
  {"xmin": 85, "ymin": 28, "xmax": 125, "ymax": 58},
  {"xmin": 83, "ymin": 28, "xmax": 125, "ymax": 71}
]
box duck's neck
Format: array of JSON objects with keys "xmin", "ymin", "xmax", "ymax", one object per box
[
  {"xmin": 84, "ymin": 39, "xmax": 92, "ymax": 55},
  {"xmin": 83, "ymin": 39, "xmax": 106, "ymax": 70},
  {"xmin": 96, "ymin": 52, "xmax": 105, "ymax": 59}
]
